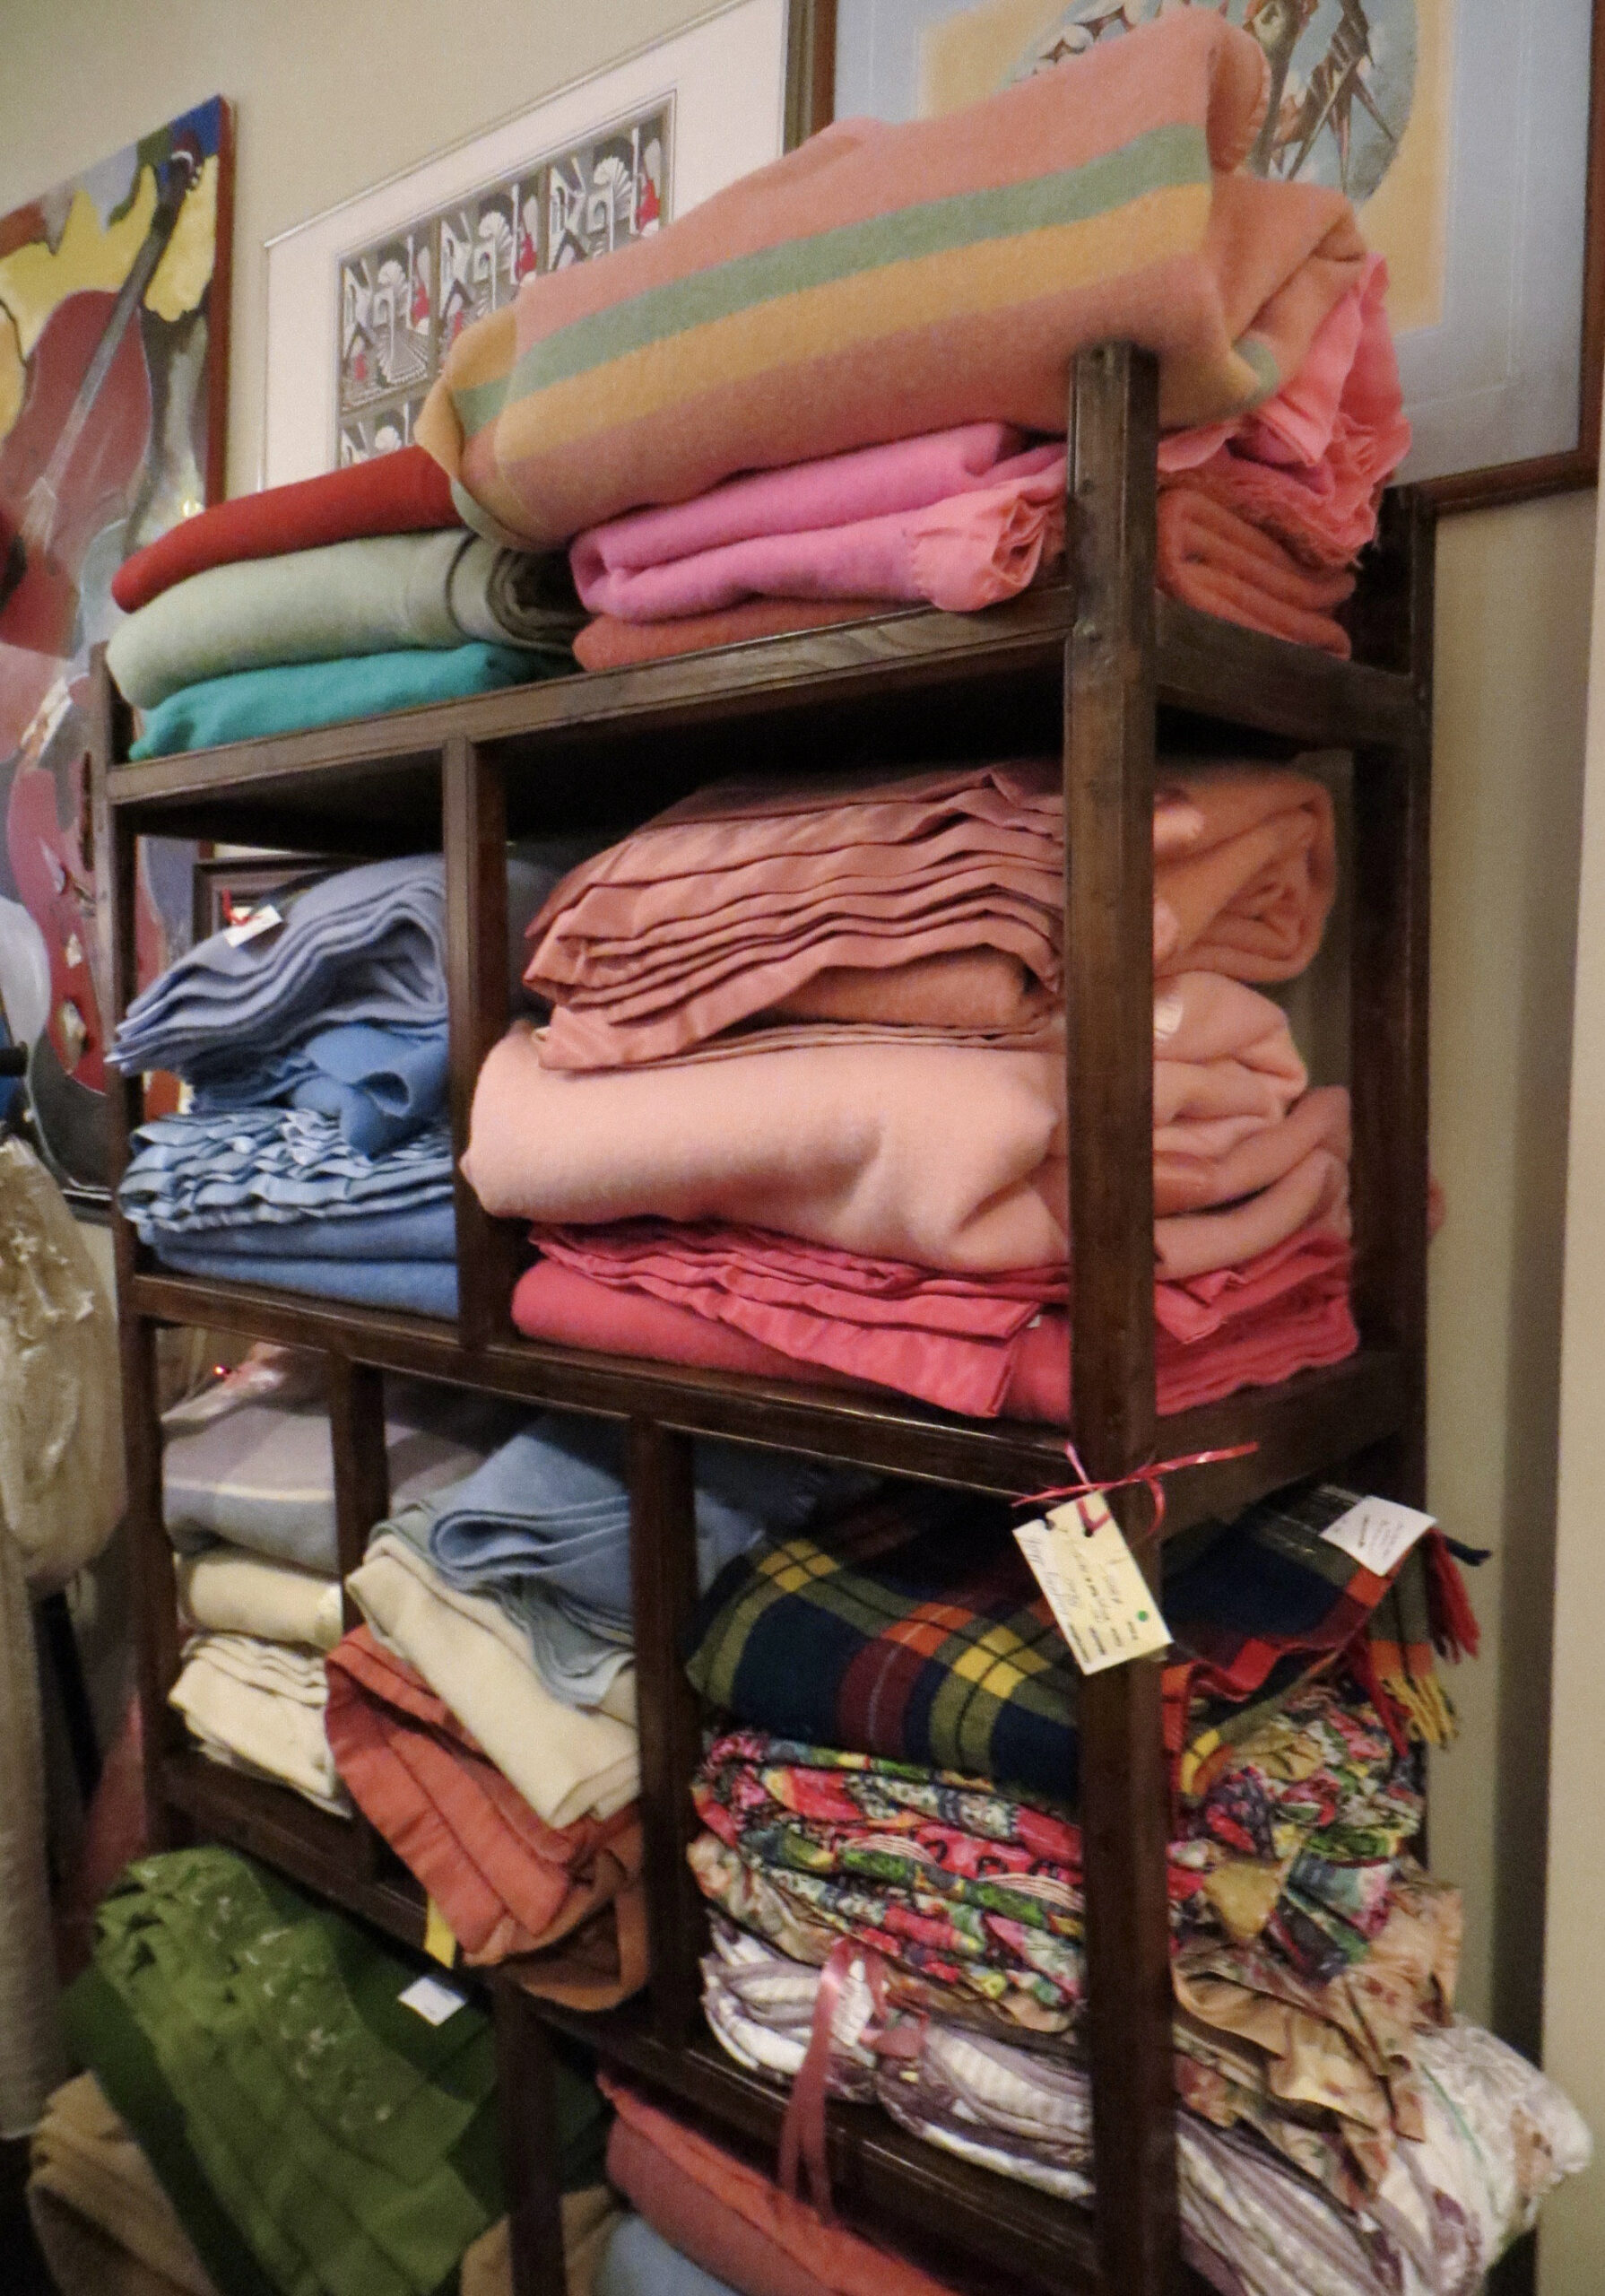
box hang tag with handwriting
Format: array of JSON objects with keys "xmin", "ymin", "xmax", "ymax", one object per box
[
  {"xmin": 1319, "ymin": 1494, "xmax": 1436, "ymax": 1578},
  {"xmin": 1014, "ymin": 1492, "xmax": 1171, "ymax": 1675}
]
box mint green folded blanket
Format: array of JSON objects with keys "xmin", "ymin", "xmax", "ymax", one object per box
[{"xmin": 128, "ymin": 641, "xmax": 563, "ymax": 758}]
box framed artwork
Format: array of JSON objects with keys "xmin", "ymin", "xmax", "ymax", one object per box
[
  {"xmin": 815, "ymin": 0, "xmax": 1605, "ymax": 509},
  {"xmin": 263, "ymin": 0, "xmax": 812, "ymax": 486},
  {"xmin": 0, "ymin": 96, "xmax": 234, "ymax": 1204}
]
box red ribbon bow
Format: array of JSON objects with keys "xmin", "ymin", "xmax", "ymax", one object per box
[{"xmin": 1017, "ymin": 1438, "xmax": 1260, "ymax": 1539}]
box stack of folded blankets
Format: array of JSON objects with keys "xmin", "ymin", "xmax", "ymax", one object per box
[
  {"xmin": 51, "ymin": 1844, "xmax": 622, "ymax": 2296},
  {"xmin": 421, "ymin": 13, "xmax": 1410, "ymax": 669},
  {"xmin": 107, "ymin": 446, "xmax": 580, "ymax": 757},
  {"xmin": 160, "ymin": 1344, "xmax": 516, "ymax": 1810},
  {"xmin": 680, "ymin": 1484, "xmax": 1592, "ymax": 2295},
  {"xmin": 325, "ymin": 1411, "xmax": 872, "ymax": 1999},
  {"xmin": 110, "ymin": 848, "xmax": 564, "ymax": 1316},
  {"xmin": 468, "ymin": 758, "xmax": 1354, "ymax": 1422}
]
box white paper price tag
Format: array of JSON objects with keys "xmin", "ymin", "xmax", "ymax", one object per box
[
  {"xmin": 223, "ymin": 903, "xmax": 282, "ymax": 947},
  {"xmin": 398, "ymin": 1973, "xmax": 468, "ymax": 2026},
  {"xmin": 1014, "ymin": 1493, "xmax": 1171, "ymax": 1675},
  {"xmin": 1319, "ymin": 1494, "xmax": 1436, "ymax": 1578}
]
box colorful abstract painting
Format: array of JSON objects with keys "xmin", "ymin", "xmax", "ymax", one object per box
[
  {"xmin": 0, "ymin": 97, "xmax": 232, "ymax": 1194},
  {"xmin": 334, "ymin": 101, "xmax": 669, "ymax": 465}
]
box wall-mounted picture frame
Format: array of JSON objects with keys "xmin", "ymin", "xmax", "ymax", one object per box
[
  {"xmin": 809, "ymin": 0, "xmax": 1605, "ymax": 511},
  {"xmin": 263, "ymin": 0, "xmax": 814, "ymax": 489}
]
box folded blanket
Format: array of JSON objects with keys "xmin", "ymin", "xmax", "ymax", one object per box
[
  {"xmin": 523, "ymin": 763, "xmax": 1336, "ymax": 1074},
  {"xmin": 346, "ymin": 1535, "xmax": 639, "ymax": 1827},
  {"xmin": 28, "ymin": 2072, "xmax": 217, "ymax": 2296},
  {"xmin": 596, "ymin": 2217, "xmax": 742, "ymax": 2296},
  {"xmin": 421, "ymin": 13, "xmax": 1363, "ymax": 549},
  {"xmin": 422, "ymin": 1416, "xmax": 870, "ymax": 1630},
  {"xmin": 108, "ymin": 534, "xmax": 578, "ymax": 710},
  {"xmin": 1158, "ymin": 253, "xmax": 1410, "ymax": 570},
  {"xmin": 64, "ymin": 1847, "xmax": 508, "ymax": 2296},
  {"xmin": 571, "ymin": 436, "xmax": 1066, "ymax": 622},
  {"xmin": 511, "ymin": 1222, "xmax": 1359, "ymax": 1422},
  {"xmin": 1158, "ymin": 483, "xmax": 1355, "ymax": 655},
  {"xmin": 110, "ymin": 446, "xmax": 459, "ymax": 613},
  {"xmin": 162, "ymin": 1361, "xmax": 515, "ymax": 1570},
  {"xmin": 168, "ymin": 1633, "xmax": 345, "ymax": 1813},
  {"xmin": 574, "ymin": 597, "xmax": 887, "ymax": 671},
  {"xmin": 325, "ymin": 1624, "xmax": 645, "ymax": 1979},
  {"xmin": 118, "ymin": 1110, "xmax": 454, "ymax": 1240},
  {"xmin": 685, "ymin": 1488, "xmax": 1472, "ymax": 1812},
  {"xmin": 177, "ymin": 1549, "xmax": 343, "ymax": 1651},
  {"xmin": 600, "ymin": 2076, "xmax": 959, "ymax": 2296},
  {"xmin": 127, "ymin": 641, "xmax": 555, "ymax": 761},
  {"xmin": 189, "ymin": 1022, "xmax": 448, "ymax": 1155},
  {"xmin": 150, "ymin": 1245, "xmax": 459, "ymax": 1318}
]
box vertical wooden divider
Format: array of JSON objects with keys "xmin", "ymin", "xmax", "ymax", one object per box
[
  {"xmin": 490, "ymin": 1979, "xmax": 570, "ymax": 2296},
  {"xmin": 91, "ymin": 648, "xmax": 185, "ymax": 1845},
  {"xmin": 444, "ymin": 734, "xmax": 518, "ymax": 1352},
  {"xmin": 1063, "ymin": 346, "xmax": 1180, "ymax": 2296},
  {"xmin": 1349, "ymin": 490, "xmax": 1435, "ymax": 1508},
  {"xmin": 628, "ymin": 1417, "xmax": 705, "ymax": 2045},
  {"xmin": 327, "ymin": 1354, "xmax": 390, "ymax": 1879}
]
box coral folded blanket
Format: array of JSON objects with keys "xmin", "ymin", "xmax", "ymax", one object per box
[
  {"xmin": 510, "ymin": 1222, "xmax": 1359, "ymax": 1424},
  {"xmin": 325, "ymin": 1625, "xmax": 645, "ymax": 1979},
  {"xmin": 570, "ymin": 430, "xmax": 1066, "ymax": 621},
  {"xmin": 110, "ymin": 446, "xmax": 459, "ymax": 613},
  {"xmin": 421, "ymin": 13, "xmax": 1364, "ymax": 548},
  {"xmin": 573, "ymin": 599, "xmax": 890, "ymax": 671},
  {"xmin": 467, "ymin": 1018, "xmax": 1347, "ymax": 1276},
  {"xmin": 108, "ymin": 535, "xmax": 577, "ymax": 710},
  {"xmin": 522, "ymin": 762, "xmax": 1336, "ymax": 1072},
  {"xmin": 1158, "ymin": 484, "xmax": 1355, "ymax": 656}
]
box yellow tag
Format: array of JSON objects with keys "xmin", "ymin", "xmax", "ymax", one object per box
[
  {"xmin": 1014, "ymin": 1492, "xmax": 1172, "ymax": 1675},
  {"xmin": 423, "ymin": 1897, "xmax": 458, "ymax": 1967}
]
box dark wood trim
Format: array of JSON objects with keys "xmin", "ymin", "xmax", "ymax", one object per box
[
  {"xmin": 444, "ymin": 735, "xmax": 520, "ymax": 1350},
  {"xmin": 490, "ymin": 1985, "xmax": 571, "ymax": 2296},
  {"xmin": 202, "ymin": 98, "xmax": 236, "ymax": 508},
  {"xmin": 784, "ymin": 0, "xmax": 837, "ymax": 148}
]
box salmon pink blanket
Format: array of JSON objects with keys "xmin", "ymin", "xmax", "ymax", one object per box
[
  {"xmin": 420, "ymin": 13, "xmax": 1365, "ymax": 550},
  {"xmin": 573, "ymin": 597, "xmax": 887, "ymax": 671},
  {"xmin": 570, "ymin": 429, "xmax": 1066, "ymax": 620},
  {"xmin": 464, "ymin": 1007, "xmax": 1346, "ymax": 1277},
  {"xmin": 1157, "ymin": 484, "xmax": 1355, "ymax": 656},
  {"xmin": 511, "ymin": 1225, "xmax": 1358, "ymax": 1424},
  {"xmin": 325, "ymin": 1624, "xmax": 645, "ymax": 1980},
  {"xmin": 524, "ymin": 762, "xmax": 1336, "ymax": 1071}
]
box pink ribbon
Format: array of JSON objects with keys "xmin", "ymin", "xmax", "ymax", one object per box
[
  {"xmin": 778, "ymin": 1937, "xmax": 891, "ymax": 2223},
  {"xmin": 1017, "ymin": 1438, "xmax": 1260, "ymax": 1539}
]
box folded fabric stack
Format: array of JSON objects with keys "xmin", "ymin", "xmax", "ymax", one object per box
[
  {"xmin": 58, "ymin": 1846, "xmax": 619, "ymax": 2296},
  {"xmin": 110, "ymin": 850, "xmax": 563, "ymax": 1316},
  {"xmin": 472, "ymin": 760, "xmax": 1356, "ymax": 1421},
  {"xmin": 672, "ymin": 1484, "xmax": 1578, "ymax": 2292},
  {"xmin": 160, "ymin": 1345, "xmax": 516, "ymax": 1809},
  {"xmin": 327, "ymin": 1413, "xmax": 869, "ymax": 2000},
  {"xmin": 107, "ymin": 445, "xmax": 579, "ymax": 757},
  {"xmin": 420, "ymin": 13, "xmax": 1405, "ymax": 668}
]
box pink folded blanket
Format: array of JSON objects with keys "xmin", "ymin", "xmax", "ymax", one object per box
[
  {"xmin": 1157, "ymin": 483, "xmax": 1355, "ymax": 655},
  {"xmin": 464, "ymin": 1008, "xmax": 1346, "ymax": 1277},
  {"xmin": 570, "ymin": 430, "xmax": 1066, "ymax": 620},
  {"xmin": 420, "ymin": 13, "xmax": 1366, "ymax": 550},
  {"xmin": 1158, "ymin": 253, "xmax": 1410, "ymax": 568},
  {"xmin": 525, "ymin": 762, "xmax": 1336, "ymax": 1071},
  {"xmin": 573, "ymin": 597, "xmax": 888, "ymax": 671},
  {"xmin": 510, "ymin": 1222, "xmax": 1358, "ymax": 1423}
]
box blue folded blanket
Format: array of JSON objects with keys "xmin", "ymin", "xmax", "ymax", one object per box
[
  {"xmin": 153, "ymin": 1243, "xmax": 459, "ymax": 1319},
  {"xmin": 127, "ymin": 640, "xmax": 563, "ymax": 760},
  {"xmin": 423, "ymin": 1417, "xmax": 874, "ymax": 1627},
  {"xmin": 192, "ymin": 1022, "xmax": 451, "ymax": 1157},
  {"xmin": 597, "ymin": 2219, "xmax": 736, "ymax": 2296},
  {"xmin": 117, "ymin": 1111, "xmax": 454, "ymax": 1239}
]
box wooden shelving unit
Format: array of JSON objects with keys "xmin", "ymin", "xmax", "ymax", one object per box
[{"xmin": 91, "ymin": 343, "xmax": 1434, "ymax": 2296}]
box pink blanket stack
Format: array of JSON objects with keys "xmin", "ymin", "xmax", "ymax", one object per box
[{"xmin": 464, "ymin": 759, "xmax": 1358, "ymax": 1423}]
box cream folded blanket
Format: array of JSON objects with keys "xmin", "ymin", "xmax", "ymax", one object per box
[
  {"xmin": 347, "ymin": 1536, "xmax": 639, "ymax": 1827},
  {"xmin": 28, "ymin": 2073, "xmax": 217, "ymax": 2296},
  {"xmin": 169, "ymin": 1634, "xmax": 346, "ymax": 1813},
  {"xmin": 177, "ymin": 1547, "xmax": 343, "ymax": 1652}
]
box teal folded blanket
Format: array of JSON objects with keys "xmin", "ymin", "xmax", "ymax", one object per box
[{"xmin": 129, "ymin": 642, "xmax": 561, "ymax": 758}]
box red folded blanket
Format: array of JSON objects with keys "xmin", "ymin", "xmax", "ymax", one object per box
[
  {"xmin": 325, "ymin": 1624, "xmax": 645, "ymax": 1991},
  {"xmin": 512, "ymin": 1222, "xmax": 1358, "ymax": 1423},
  {"xmin": 1157, "ymin": 483, "xmax": 1355, "ymax": 656},
  {"xmin": 110, "ymin": 447, "xmax": 462, "ymax": 613}
]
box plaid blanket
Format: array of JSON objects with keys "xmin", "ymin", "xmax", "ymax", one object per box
[{"xmin": 685, "ymin": 1483, "xmax": 1478, "ymax": 1809}]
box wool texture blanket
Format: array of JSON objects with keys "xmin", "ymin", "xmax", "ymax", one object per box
[
  {"xmin": 27, "ymin": 2072, "xmax": 219, "ymax": 2296},
  {"xmin": 168, "ymin": 1633, "xmax": 346, "ymax": 1813},
  {"xmin": 420, "ymin": 14, "xmax": 1364, "ymax": 549},
  {"xmin": 127, "ymin": 640, "xmax": 556, "ymax": 760},
  {"xmin": 177, "ymin": 1548, "xmax": 343, "ymax": 1651},
  {"xmin": 108, "ymin": 534, "xmax": 580, "ymax": 710},
  {"xmin": 510, "ymin": 1222, "xmax": 1358, "ymax": 1422},
  {"xmin": 522, "ymin": 762, "xmax": 1336, "ymax": 1071},
  {"xmin": 110, "ymin": 447, "xmax": 459, "ymax": 613},
  {"xmin": 1158, "ymin": 483, "xmax": 1355, "ymax": 654},
  {"xmin": 325, "ymin": 1625, "xmax": 646, "ymax": 1983},
  {"xmin": 573, "ymin": 597, "xmax": 887, "ymax": 670}
]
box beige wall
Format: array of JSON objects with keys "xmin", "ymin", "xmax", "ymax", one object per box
[{"xmin": 4, "ymin": 0, "xmax": 1601, "ymax": 2232}]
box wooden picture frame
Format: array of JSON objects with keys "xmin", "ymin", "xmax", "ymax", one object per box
[{"xmin": 799, "ymin": 0, "xmax": 1605, "ymax": 513}]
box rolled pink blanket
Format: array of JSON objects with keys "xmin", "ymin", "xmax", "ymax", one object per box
[{"xmin": 1157, "ymin": 484, "xmax": 1355, "ymax": 655}]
